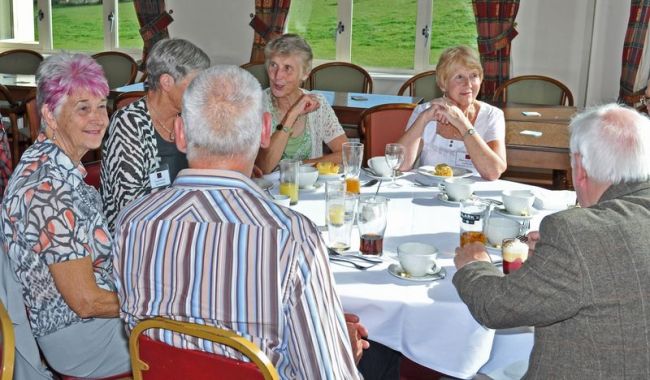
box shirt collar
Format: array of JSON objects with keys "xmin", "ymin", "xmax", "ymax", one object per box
[{"xmin": 173, "ymin": 168, "xmax": 270, "ymax": 200}]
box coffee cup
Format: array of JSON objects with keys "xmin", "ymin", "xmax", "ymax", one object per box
[
  {"xmin": 368, "ymin": 156, "xmax": 393, "ymax": 177},
  {"xmin": 484, "ymin": 216, "xmax": 521, "ymax": 247},
  {"xmin": 502, "ymin": 189, "xmax": 535, "ymax": 216},
  {"xmin": 397, "ymin": 242, "xmax": 438, "ymax": 277},
  {"xmin": 442, "ymin": 177, "xmax": 474, "ymax": 201}
]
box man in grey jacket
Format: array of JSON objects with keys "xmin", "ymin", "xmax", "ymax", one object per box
[{"xmin": 453, "ymin": 103, "xmax": 650, "ymax": 379}]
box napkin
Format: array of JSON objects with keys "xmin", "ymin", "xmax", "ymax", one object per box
[{"xmin": 532, "ymin": 189, "xmax": 577, "ymax": 210}]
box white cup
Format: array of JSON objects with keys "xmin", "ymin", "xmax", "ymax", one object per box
[
  {"xmin": 298, "ymin": 165, "xmax": 319, "ymax": 188},
  {"xmin": 397, "ymin": 242, "xmax": 438, "ymax": 277},
  {"xmin": 484, "ymin": 217, "xmax": 521, "ymax": 246},
  {"xmin": 368, "ymin": 156, "xmax": 393, "ymax": 177},
  {"xmin": 442, "ymin": 177, "xmax": 475, "ymax": 201},
  {"xmin": 272, "ymin": 194, "xmax": 291, "ymax": 207},
  {"xmin": 502, "ymin": 189, "xmax": 535, "ymax": 216}
]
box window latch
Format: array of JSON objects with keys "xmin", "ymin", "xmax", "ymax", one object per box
[
  {"xmin": 38, "ymin": 9, "xmax": 44, "ymax": 22},
  {"xmin": 421, "ymin": 25, "xmax": 430, "ymax": 43},
  {"xmin": 337, "ymin": 21, "xmax": 345, "ymax": 34},
  {"xmin": 108, "ymin": 11, "xmax": 115, "ymax": 32}
]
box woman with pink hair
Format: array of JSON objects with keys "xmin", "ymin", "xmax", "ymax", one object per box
[{"xmin": 1, "ymin": 53, "xmax": 130, "ymax": 377}]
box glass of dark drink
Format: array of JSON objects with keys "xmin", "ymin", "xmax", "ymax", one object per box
[
  {"xmin": 502, "ymin": 238, "xmax": 529, "ymax": 274},
  {"xmin": 358, "ymin": 195, "xmax": 388, "ymax": 255}
]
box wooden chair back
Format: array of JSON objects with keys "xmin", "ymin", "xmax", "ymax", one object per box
[
  {"xmin": 114, "ymin": 91, "xmax": 146, "ymax": 112},
  {"xmin": 493, "ymin": 75, "xmax": 574, "ymax": 106},
  {"xmin": 397, "ymin": 70, "xmax": 443, "ymax": 101},
  {"xmin": 23, "ymin": 90, "xmax": 40, "ymax": 142},
  {"xmin": 92, "ymin": 51, "xmax": 138, "ymax": 89},
  {"xmin": 129, "ymin": 317, "xmax": 279, "ymax": 380},
  {"xmin": 359, "ymin": 103, "xmax": 417, "ymax": 165},
  {"xmin": 83, "ymin": 160, "xmax": 101, "ymax": 189},
  {"xmin": 0, "ymin": 300, "xmax": 15, "ymax": 380},
  {"xmin": 0, "ymin": 49, "xmax": 43, "ymax": 75},
  {"xmin": 0, "ymin": 84, "xmax": 27, "ymax": 166},
  {"xmin": 307, "ymin": 62, "xmax": 373, "ymax": 93},
  {"xmin": 241, "ymin": 62, "xmax": 269, "ymax": 89}
]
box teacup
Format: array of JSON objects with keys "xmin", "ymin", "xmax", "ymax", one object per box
[
  {"xmin": 441, "ymin": 177, "xmax": 475, "ymax": 201},
  {"xmin": 368, "ymin": 156, "xmax": 393, "ymax": 177},
  {"xmin": 298, "ymin": 165, "xmax": 319, "ymax": 188},
  {"xmin": 502, "ymin": 189, "xmax": 535, "ymax": 216},
  {"xmin": 272, "ymin": 194, "xmax": 291, "ymax": 207},
  {"xmin": 484, "ymin": 217, "xmax": 521, "ymax": 247},
  {"xmin": 397, "ymin": 242, "xmax": 438, "ymax": 277}
]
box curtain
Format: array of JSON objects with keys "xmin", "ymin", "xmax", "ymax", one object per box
[
  {"xmin": 472, "ymin": 0, "xmax": 520, "ymax": 101},
  {"xmin": 249, "ymin": 0, "xmax": 292, "ymax": 63},
  {"xmin": 619, "ymin": 0, "xmax": 650, "ymax": 107},
  {"xmin": 133, "ymin": 0, "xmax": 174, "ymax": 70}
]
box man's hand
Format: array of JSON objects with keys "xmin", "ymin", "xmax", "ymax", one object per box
[
  {"xmin": 526, "ymin": 231, "xmax": 540, "ymax": 256},
  {"xmin": 251, "ymin": 165, "xmax": 263, "ymax": 178},
  {"xmin": 345, "ymin": 313, "xmax": 369, "ymax": 364},
  {"xmin": 454, "ymin": 242, "xmax": 490, "ymax": 269}
]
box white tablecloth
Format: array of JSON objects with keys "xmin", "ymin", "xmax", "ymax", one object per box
[{"xmin": 265, "ymin": 171, "xmax": 565, "ymax": 378}]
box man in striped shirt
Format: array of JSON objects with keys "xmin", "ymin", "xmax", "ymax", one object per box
[{"xmin": 112, "ymin": 65, "xmax": 361, "ymax": 379}]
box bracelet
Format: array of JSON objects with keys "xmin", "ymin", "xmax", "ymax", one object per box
[{"xmin": 276, "ymin": 123, "xmax": 293, "ymax": 135}]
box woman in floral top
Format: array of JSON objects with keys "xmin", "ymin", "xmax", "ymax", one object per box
[
  {"xmin": 255, "ymin": 34, "xmax": 348, "ymax": 173},
  {"xmin": 1, "ymin": 53, "xmax": 130, "ymax": 377}
]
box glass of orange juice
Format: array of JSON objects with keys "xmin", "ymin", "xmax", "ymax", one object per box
[
  {"xmin": 279, "ymin": 159, "xmax": 299, "ymax": 205},
  {"xmin": 342, "ymin": 142, "xmax": 363, "ymax": 194}
]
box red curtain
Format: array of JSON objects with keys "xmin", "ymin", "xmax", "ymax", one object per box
[
  {"xmin": 619, "ymin": 0, "xmax": 650, "ymax": 107},
  {"xmin": 249, "ymin": 0, "xmax": 292, "ymax": 63},
  {"xmin": 472, "ymin": 0, "xmax": 520, "ymax": 101},
  {"xmin": 133, "ymin": 0, "xmax": 174, "ymax": 69}
]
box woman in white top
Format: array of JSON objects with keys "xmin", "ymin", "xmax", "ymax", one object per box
[{"xmin": 397, "ymin": 46, "xmax": 507, "ymax": 180}]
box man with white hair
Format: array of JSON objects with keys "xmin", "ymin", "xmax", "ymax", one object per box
[
  {"xmin": 453, "ymin": 103, "xmax": 650, "ymax": 378},
  {"xmin": 112, "ymin": 65, "xmax": 361, "ymax": 379}
]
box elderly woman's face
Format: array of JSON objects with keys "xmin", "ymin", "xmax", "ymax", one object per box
[
  {"xmin": 54, "ymin": 88, "xmax": 108, "ymax": 161},
  {"xmin": 444, "ymin": 64, "xmax": 482, "ymax": 108},
  {"xmin": 267, "ymin": 54, "xmax": 306, "ymax": 99}
]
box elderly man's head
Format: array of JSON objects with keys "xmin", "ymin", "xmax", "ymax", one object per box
[
  {"xmin": 569, "ymin": 104, "xmax": 650, "ymax": 205},
  {"xmin": 179, "ymin": 65, "xmax": 269, "ymax": 164}
]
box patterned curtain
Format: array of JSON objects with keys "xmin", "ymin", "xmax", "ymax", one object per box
[
  {"xmin": 619, "ymin": 0, "xmax": 650, "ymax": 108},
  {"xmin": 133, "ymin": 0, "xmax": 174, "ymax": 70},
  {"xmin": 249, "ymin": 0, "xmax": 292, "ymax": 63},
  {"xmin": 472, "ymin": 0, "xmax": 520, "ymax": 101}
]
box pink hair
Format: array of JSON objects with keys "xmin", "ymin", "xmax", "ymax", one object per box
[{"xmin": 37, "ymin": 53, "xmax": 109, "ymax": 115}]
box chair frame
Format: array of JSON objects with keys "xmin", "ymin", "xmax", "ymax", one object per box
[
  {"xmin": 240, "ymin": 62, "xmax": 270, "ymax": 88},
  {"xmin": 113, "ymin": 91, "xmax": 146, "ymax": 112},
  {"xmin": 0, "ymin": 84, "xmax": 27, "ymax": 167},
  {"xmin": 129, "ymin": 317, "xmax": 279, "ymax": 380},
  {"xmin": 359, "ymin": 103, "xmax": 417, "ymax": 165},
  {"xmin": 492, "ymin": 75, "xmax": 574, "ymax": 106},
  {"xmin": 23, "ymin": 89, "xmax": 40, "ymax": 142},
  {"xmin": 0, "ymin": 49, "xmax": 43, "ymax": 75},
  {"xmin": 92, "ymin": 51, "xmax": 138, "ymax": 87},
  {"xmin": 308, "ymin": 62, "xmax": 373, "ymax": 93},
  {"xmin": 0, "ymin": 301, "xmax": 15, "ymax": 380},
  {"xmin": 397, "ymin": 69, "xmax": 438, "ymax": 97}
]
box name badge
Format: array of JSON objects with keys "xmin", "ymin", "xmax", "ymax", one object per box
[
  {"xmin": 149, "ymin": 164, "xmax": 171, "ymax": 189},
  {"xmin": 454, "ymin": 151, "xmax": 473, "ymax": 169}
]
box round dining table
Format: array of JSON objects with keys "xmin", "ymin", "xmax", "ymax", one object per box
[{"xmin": 263, "ymin": 169, "xmax": 574, "ymax": 379}]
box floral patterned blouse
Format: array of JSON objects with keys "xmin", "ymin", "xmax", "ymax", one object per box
[{"xmin": 1, "ymin": 134, "xmax": 114, "ymax": 337}]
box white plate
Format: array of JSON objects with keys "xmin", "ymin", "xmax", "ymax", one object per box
[
  {"xmin": 363, "ymin": 167, "xmax": 407, "ymax": 181},
  {"xmin": 252, "ymin": 177, "xmax": 273, "ymax": 190},
  {"xmin": 417, "ymin": 165, "xmax": 472, "ymax": 180},
  {"xmin": 318, "ymin": 173, "xmax": 342, "ymax": 181},
  {"xmin": 299, "ymin": 181, "xmax": 324, "ymax": 192},
  {"xmin": 387, "ymin": 263, "xmax": 446, "ymax": 282},
  {"xmin": 494, "ymin": 207, "xmax": 537, "ymax": 220}
]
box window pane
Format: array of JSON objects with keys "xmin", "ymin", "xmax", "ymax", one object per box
[
  {"xmin": 351, "ymin": 0, "xmax": 417, "ymax": 69},
  {"xmin": 429, "ymin": 0, "xmax": 477, "ymax": 66},
  {"xmin": 52, "ymin": 1, "xmax": 103, "ymax": 51},
  {"xmin": 118, "ymin": 0, "xmax": 142, "ymax": 49},
  {"xmin": 286, "ymin": 0, "xmax": 337, "ymax": 61}
]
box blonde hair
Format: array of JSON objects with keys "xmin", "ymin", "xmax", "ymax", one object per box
[{"xmin": 435, "ymin": 46, "xmax": 483, "ymax": 91}]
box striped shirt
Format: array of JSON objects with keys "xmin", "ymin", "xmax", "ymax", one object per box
[{"xmin": 112, "ymin": 169, "xmax": 360, "ymax": 380}]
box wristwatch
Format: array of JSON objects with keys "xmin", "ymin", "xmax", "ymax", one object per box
[
  {"xmin": 276, "ymin": 123, "xmax": 293, "ymax": 135},
  {"xmin": 463, "ymin": 127, "xmax": 476, "ymax": 138}
]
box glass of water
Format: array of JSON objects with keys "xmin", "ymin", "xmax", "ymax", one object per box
[{"xmin": 384, "ymin": 143, "xmax": 405, "ymax": 188}]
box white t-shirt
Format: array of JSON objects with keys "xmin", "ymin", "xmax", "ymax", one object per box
[{"xmin": 404, "ymin": 101, "xmax": 505, "ymax": 172}]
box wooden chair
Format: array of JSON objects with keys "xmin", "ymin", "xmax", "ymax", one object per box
[
  {"xmin": 83, "ymin": 160, "xmax": 101, "ymax": 189},
  {"xmin": 359, "ymin": 103, "xmax": 417, "ymax": 166},
  {"xmin": 307, "ymin": 62, "xmax": 373, "ymax": 93},
  {"xmin": 92, "ymin": 51, "xmax": 138, "ymax": 90},
  {"xmin": 397, "ymin": 70, "xmax": 443, "ymax": 102},
  {"xmin": 0, "ymin": 84, "xmax": 28, "ymax": 167},
  {"xmin": 241, "ymin": 62, "xmax": 269, "ymax": 89},
  {"xmin": 23, "ymin": 90, "xmax": 40, "ymax": 142},
  {"xmin": 0, "ymin": 49, "xmax": 43, "ymax": 75},
  {"xmin": 114, "ymin": 91, "xmax": 146, "ymax": 112},
  {"xmin": 0, "ymin": 300, "xmax": 15, "ymax": 380},
  {"xmin": 493, "ymin": 75, "xmax": 574, "ymax": 106},
  {"xmin": 129, "ymin": 317, "xmax": 279, "ymax": 380}
]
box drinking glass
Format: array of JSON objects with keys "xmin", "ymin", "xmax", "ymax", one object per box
[
  {"xmin": 358, "ymin": 195, "xmax": 388, "ymax": 255},
  {"xmin": 384, "ymin": 143, "xmax": 405, "ymax": 188},
  {"xmin": 279, "ymin": 159, "xmax": 299, "ymax": 205},
  {"xmin": 327, "ymin": 192, "xmax": 358, "ymax": 251},
  {"xmin": 342, "ymin": 142, "xmax": 363, "ymax": 194}
]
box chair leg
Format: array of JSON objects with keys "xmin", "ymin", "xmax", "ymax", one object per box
[{"xmin": 8, "ymin": 112, "xmax": 20, "ymax": 168}]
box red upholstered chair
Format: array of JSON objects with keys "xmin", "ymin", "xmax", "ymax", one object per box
[
  {"xmin": 83, "ymin": 160, "xmax": 101, "ymax": 189},
  {"xmin": 0, "ymin": 300, "xmax": 15, "ymax": 380},
  {"xmin": 129, "ymin": 317, "xmax": 279, "ymax": 380},
  {"xmin": 113, "ymin": 91, "xmax": 145, "ymax": 113},
  {"xmin": 359, "ymin": 103, "xmax": 417, "ymax": 166}
]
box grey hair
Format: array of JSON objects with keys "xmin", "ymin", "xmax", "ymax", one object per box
[
  {"xmin": 264, "ymin": 34, "xmax": 313, "ymax": 76},
  {"xmin": 182, "ymin": 65, "xmax": 263, "ymax": 162},
  {"xmin": 146, "ymin": 38, "xmax": 210, "ymax": 91},
  {"xmin": 570, "ymin": 103, "xmax": 650, "ymax": 184}
]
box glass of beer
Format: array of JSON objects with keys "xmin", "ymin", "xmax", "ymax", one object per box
[
  {"xmin": 459, "ymin": 198, "xmax": 487, "ymax": 247},
  {"xmin": 279, "ymin": 159, "xmax": 299, "ymax": 205},
  {"xmin": 342, "ymin": 142, "xmax": 363, "ymax": 194},
  {"xmin": 358, "ymin": 195, "xmax": 388, "ymax": 255}
]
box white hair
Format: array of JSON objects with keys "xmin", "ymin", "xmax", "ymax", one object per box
[
  {"xmin": 570, "ymin": 103, "xmax": 650, "ymax": 184},
  {"xmin": 182, "ymin": 65, "xmax": 263, "ymax": 161}
]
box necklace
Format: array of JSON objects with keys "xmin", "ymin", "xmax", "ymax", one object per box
[{"xmin": 147, "ymin": 97, "xmax": 176, "ymax": 142}]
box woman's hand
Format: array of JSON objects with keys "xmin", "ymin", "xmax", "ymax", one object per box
[
  {"xmin": 428, "ymin": 98, "xmax": 473, "ymax": 135},
  {"xmin": 288, "ymin": 94, "xmax": 320, "ymax": 136}
]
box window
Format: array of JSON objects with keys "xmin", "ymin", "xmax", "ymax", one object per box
[
  {"xmin": 0, "ymin": 0, "xmax": 142, "ymax": 52},
  {"xmin": 287, "ymin": 0, "xmax": 477, "ymax": 72}
]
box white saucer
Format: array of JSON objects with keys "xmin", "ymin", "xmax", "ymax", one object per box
[
  {"xmin": 484, "ymin": 242, "xmax": 502, "ymax": 254},
  {"xmin": 494, "ymin": 207, "xmax": 537, "ymax": 220},
  {"xmin": 387, "ymin": 263, "xmax": 446, "ymax": 282},
  {"xmin": 363, "ymin": 168, "xmax": 407, "ymax": 181},
  {"xmin": 417, "ymin": 165, "xmax": 472, "ymax": 180},
  {"xmin": 436, "ymin": 192, "xmax": 475, "ymax": 205},
  {"xmin": 299, "ymin": 181, "xmax": 324, "ymax": 192}
]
